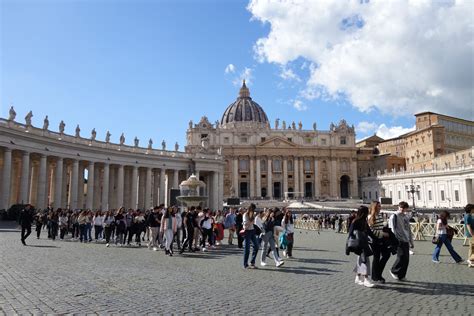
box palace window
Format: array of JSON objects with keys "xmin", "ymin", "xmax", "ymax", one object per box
[
  {"xmin": 288, "ymin": 160, "xmax": 293, "ymax": 171},
  {"xmin": 304, "ymin": 159, "xmax": 311, "ymax": 171},
  {"xmin": 305, "ymin": 138, "xmax": 312, "ymax": 144},
  {"xmin": 261, "ymin": 137, "xmax": 266, "ymax": 142},
  {"xmin": 240, "ymin": 137, "xmax": 248, "ymax": 143},
  {"xmin": 440, "ymin": 190, "xmax": 445, "ymax": 201},
  {"xmin": 224, "ymin": 137, "xmax": 230, "ymax": 144},
  {"xmin": 321, "ymin": 138, "xmax": 327, "ymax": 145},
  {"xmin": 261, "ymin": 159, "xmax": 267, "ymax": 172},
  {"xmin": 428, "ymin": 190, "xmax": 432, "ymax": 200},
  {"xmin": 239, "ymin": 158, "xmax": 249, "ymax": 172},
  {"xmin": 287, "ymin": 138, "xmax": 292, "ymax": 142},
  {"xmin": 455, "ymin": 190, "xmax": 459, "ymax": 202},
  {"xmin": 340, "ymin": 136, "xmax": 346, "ymax": 145},
  {"xmin": 273, "ymin": 159, "xmax": 282, "ymax": 172}
]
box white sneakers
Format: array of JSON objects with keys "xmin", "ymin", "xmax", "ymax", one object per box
[
  {"xmin": 363, "ymin": 278, "xmax": 375, "ymax": 288},
  {"xmin": 153, "ymin": 247, "xmax": 158, "ymax": 251},
  {"xmin": 355, "ymin": 275, "xmax": 363, "ymax": 285},
  {"xmin": 106, "ymin": 243, "xmax": 109, "ymax": 247},
  {"xmin": 202, "ymin": 247, "xmax": 207, "ymax": 252},
  {"xmin": 260, "ymin": 261, "xmax": 267, "ymax": 266},
  {"xmin": 276, "ymin": 261, "xmax": 285, "ymax": 267},
  {"xmin": 390, "ymin": 271, "xmax": 399, "ymax": 280},
  {"xmin": 355, "ymin": 275, "xmax": 375, "ymax": 287}
]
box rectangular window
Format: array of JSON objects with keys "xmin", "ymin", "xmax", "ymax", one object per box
[
  {"xmin": 375, "ymin": 192, "xmax": 378, "ymax": 200},
  {"xmin": 390, "ymin": 191, "xmax": 393, "ymax": 198},
  {"xmin": 305, "ymin": 138, "xmax": 312, "ymax": 144},
  {"xmin": 441, "ymin": 190, "xmax": 445, "ymax": 201},
  {"xmin": 260, "ymin": 137, "xmax": 266, "ymax": 142},
  {"xmin": 239, "ymin": 159, "xmax": 249, "ymax": 172},
  {"xmin": 398, "ymin": 191, "xmax": 401, "ymax": 199},
  {"xmin": 455, "ymin": 190, "xmax": 459, "ymax": 202},
  {"xmin": 416, "ymin": 191, "xmax": 420, "ymax": 200},
  {"xmin": 321, "ymin": 139, "xmax": 327, "ymax": 145},
  {"xmin": 369, "ymin": 192, "xmax": 372, "ymax": 199},
  {"xmin": 224, "ymin": 137, "xmax": 229, "ymax": 144},
  {"xmin": 287, "ymin": 138, "xmax": 292, "ymax": 142},
  {"xmin": 428, "ymin": 190, "xmax": 432, "ymax": 201},
  {"xmin": 340, "ymin": 136, "xmax": 346, "ymax": 145},
  {"xmin": 240, "ymin": 137, "xmax": 247, "ymax": 143}
]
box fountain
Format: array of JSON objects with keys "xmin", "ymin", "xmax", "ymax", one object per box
[{"xmin": 176, "ymin": 174, "xmax": 207, "ymax": 207}]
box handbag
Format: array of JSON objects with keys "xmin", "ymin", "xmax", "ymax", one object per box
[{"xmin": 432, "ymin": 236, "xmax": 440, "ymax": 244}]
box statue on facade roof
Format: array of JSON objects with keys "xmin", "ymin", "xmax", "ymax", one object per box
[
  {"xmin": 59, "ymin": 120, "xmax": 65, "ymax": 134},
  {"xmin": 189, "ymin": 120, "xmax": 193, "ymax": 129},
  {"xmin": 148, "ymin": 138, "xmax": 153, "ymax": 149},
  {"xmin": 91, "ymin": 128, "xmax": 97, "ymax": 141},
  {"xmin": 313, "ymin": 122, "xmax": 317, "ymax": 131},
  {"xmin": 75, "ymin": 125, "xmax": 81, "ymax": 137},
  {"xmin": 175, "ymin": 142, "xmax": 179, "ymax": 151},
  {"xmin": 105, "ymin": 131, "xmax": 111, "ymax": 143},
  {"xmin": 8, "ymin": 106, "xmax": 16, "ymax": 121},
  {"xmin": 162, "ymin": 140, "xmax": 166, "ymax": 150},
  {"xmin": 282, "ymin": 120, "xmax": 286, "ymax": 129},
  {"xmin": 119, "ymin": 133, "xmax": 125, "ymax": 145},
  {"xmin": 298, "ymin": 121, "xmax": 302, "ymax": 130},
  {"xmin": 275, "ymin": 118, "xmax": 279, "ymax": 129},
  {"xmin": 215, "ymin": 120, "xmax": 219, "ymax": 128},
  {"xmin": 330, "ymin": 122, "xmax": 335, "ymax": 131},
  {"xmin": 43, "ymin": 116, "xmax": 49, "ymax": 130},
  {"xmin": 134, "ymin": 137, "xmax": 139, "ymax": 147},
  {"xmin": 292, "ymin": 121, "xmax": 296, "ymax": 130},
  {"xmin": 25, "ymin": 111, "xmax": 33, "ymax": 126}
]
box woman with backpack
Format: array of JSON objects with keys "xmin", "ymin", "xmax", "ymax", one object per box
[
  {"xmin": 281, "ymin": 209, "xmax": 294, "ymax": 258},
  {"xmin": 368, "ymin": 201, "xmax": 391, "ymax": 284},
  {"xmin": 348, "ymin": 205, "xmax": 376, "ymax": 288},
  {"xmin": 432, "ymin": 210, "xmax": 463, "ymax": 263},
  {"xmin": 160, "ymin": 207, "xmax": 177, "ymax": 256}
]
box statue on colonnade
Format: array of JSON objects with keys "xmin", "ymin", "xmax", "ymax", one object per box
[{"xmin": 8, "ymin": 106, "xmax": 16, "ymax": 121}]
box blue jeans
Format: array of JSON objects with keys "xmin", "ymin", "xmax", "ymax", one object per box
[
  {"xmin": 432, "ymin": 234, "xmax": 462, "ymax": 262},
  {"xmin": 86, "ymin": 223, "xmax": 92, "ymax": 241},
  {"xmin": 243, "ymin": 229, "xmax": 259, "ymax": 267},
  {"xmin": 79, "ymin": 224, "xmax": 87, "ymax": 242}
]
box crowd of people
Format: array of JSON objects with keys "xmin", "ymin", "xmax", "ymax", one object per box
[
  {"xmin": 17, "ymin": 203, "xmax": 295, "ymax": 268},
  {"xmin": 346, "ymin": 201, "xmax": 474, "ymax": 288}
]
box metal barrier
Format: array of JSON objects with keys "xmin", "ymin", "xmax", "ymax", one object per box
[{"xmin": 295, "ymin": 219, "xmax": 466, "ymax": 241}]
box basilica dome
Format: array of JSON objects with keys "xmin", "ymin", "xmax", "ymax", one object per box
[{"xmin": 220, "ymin": 81, "xmax": 269, "ymax": 127}]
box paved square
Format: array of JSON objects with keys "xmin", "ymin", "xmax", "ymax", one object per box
[{"xmin": 0, "ymin": 223, "xmax": 471, "ymax": 315}]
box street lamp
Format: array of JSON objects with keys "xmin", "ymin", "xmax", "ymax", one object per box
[{"xmin": 407, "ymin": 180, "xmax": 420, "ymax": 211}]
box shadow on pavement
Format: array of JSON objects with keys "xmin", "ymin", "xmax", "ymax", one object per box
[
  {"xmin": 257, "ymin": 265, "xmax": 338, "ymax": 276},
  {"xmin": 27, "ymin": 244, "xmax": 60, "ymax": 248},
  {"xmin": 377, "ymin": 280, "xmax": 474, "ymax": 297},
  {"xmin": 294, "ymin": 257, "xmax": 349, "ymax": 265},
  {"xmin": 294, "ymin": 247, "xmax": 336, "ymax": 253}
]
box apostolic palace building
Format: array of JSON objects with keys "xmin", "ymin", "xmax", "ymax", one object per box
[{"xmin": 186, "ymin": 81, "xmax": 359, "ymax": 201}]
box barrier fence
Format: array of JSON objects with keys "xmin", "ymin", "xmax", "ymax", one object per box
[{"xmin": 295, "ymin": 219, "xmax": 467, "ymax": 242}]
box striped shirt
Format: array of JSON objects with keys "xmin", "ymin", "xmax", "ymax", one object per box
[{"xmin": 368, "ymin": 214, "xmax": 385, "ymax": 239}]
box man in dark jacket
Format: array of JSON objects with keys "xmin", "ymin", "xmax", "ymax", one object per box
[{"xmin": 19, "ymin": 204, "xmax": 34, "ymax": 245}]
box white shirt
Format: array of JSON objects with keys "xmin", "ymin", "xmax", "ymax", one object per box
[{"xmin": 436, "ymin": 218, "xmax": 447, "ymax": 235}]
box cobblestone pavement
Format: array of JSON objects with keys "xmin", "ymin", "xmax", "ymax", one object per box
[{"xmin": 0, "ymin": 222, "xmax": 472, "ymax": 315}]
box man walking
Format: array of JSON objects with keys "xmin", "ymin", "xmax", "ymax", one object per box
[
  {"xmin": 389, "ymin": 201, "xmax": 414, "ymax": 281},
  {"xmin": 19, "ymin": 204, "xmax": 34, "ymax": 246}
]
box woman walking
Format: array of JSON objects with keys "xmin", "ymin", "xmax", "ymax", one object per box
[
  {"xmin": 242, "ymin": 204, "xmax": 260, "ymax": 269},
  {"xmin": 432, "ymin": 211, "xmax": 463, "ymax": 263},
  {"xmin": 368, "ymin": 201, "xmax": 391, "ymax": 283},
  {"xmin": 260, "ymin": 209, "xmax": 284, "ymax": 267},
  {"xmin": 281, "ymin": 209, "xmax": 295, "ymax": 258},
  {"xmin": 348, "ymin": 206, "xmax": 376, "ymax": 288},
  {"xmin": 161, "ymin": 207, "xmax": 177, "ymax": 256}
]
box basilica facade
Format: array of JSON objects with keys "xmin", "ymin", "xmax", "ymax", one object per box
[{"xmin": 186, "ymin": 82, "xmax": 359, "ymax": 200}]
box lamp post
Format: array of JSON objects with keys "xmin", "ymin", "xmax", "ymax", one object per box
[{"xmin": 407, "ymin": 180, "xmax": 420, "ymax": 211}]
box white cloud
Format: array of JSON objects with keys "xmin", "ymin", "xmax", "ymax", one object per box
[
  {"xmin": 225, "ymin": 64, "xmax": 235, "ymax": 74},
  {"xmin": 280, "ymin": 66, "xmax": 301, "ymax": 82},
  {"xmin": 293, "ymin": 100, "xmax": 308, "ymax": 111},
  {"xmin": 357, "ymin": 121, "xmax": 415, "ymax": 140},
  {"xmin": 233, "ymin": 67, "xmax": 254, "ymax": 86},
  {"xmin": 248, "ymin": 0, "xmax": 474, "ymax": 119}
]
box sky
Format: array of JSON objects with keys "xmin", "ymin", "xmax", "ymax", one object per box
[{"xmin": 1, "ymin": 0, "xmax": 473, "ymax": 148}]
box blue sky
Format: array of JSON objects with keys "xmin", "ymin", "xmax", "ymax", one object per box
[{"xmin": 1, "ymin": 0, "xmax": 471, "ymax": 147}]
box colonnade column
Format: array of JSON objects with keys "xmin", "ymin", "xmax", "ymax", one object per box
[
  {"xmin": 36, "ymin": 154, "xmax": 48, "ymax": 209},
  {"xmin": 159, "ymin": 168, "xmax": 166, "ymax": 205},
  {"xmin": 299, "ymin": 158, "xmax": 305, "ymax": 198},
  {"xmin": 54, "ymin": 158, "xmax": 64, "ymax": 208},
  {"xmin": 173, "ymin": 169, "xmax": 179, "ymax": 190},
  {"xmin": 213, "ymin": 171, "xmax": 219, "ymax": 210},
  {"xmin": 145, "ymin": 167, "xmax": 152, "ymax": 209},
  {"xmin": 256, "ymin": 158, "xmax": 261, "ymax": 198},
  {"xmin": 249, "ymin": 157, "xmax": 255, "ymax": 198},
  {"xmin": 283, "ymin": 158, "xmax": 288, "ymax": 199},
  {"xmin": 1, "ymin": 149, "xmax": 12, "ymax": 210},
  {"xmin": 314, "ymin": 159, "xmax": 319, "ymax": 198},
  {"xmin": 267, "ymin": 158, "xmax": 273, "ymax": 199},
  {"xmin": 152, "ymin": 170, "xmax": 159, "ymax": 207},
  {"xmin": 350, "ymin": 160, "xmax": 358, "ymax": 198},
  {"xmin": 218, "ymin": 170, "xmax": 224, "ymax": 209},
  {"xmin": 86, "ymin": 161, "xmax": 94, "ymax": 209},
  {"xmin": 70, "ymin": 159, "xmax": 79, "ymax": 209},
  {"xmin": 131, "ymin": 166, "xmax": 138, "ymax": 209},
  {"xmin": 20, "ymin": 151, "xmax": 30, "ymax": 204},
  {"xmin": 294, "ymin": 157, "xmax": 299, "ymax": 197},
  {"xmin": 77, "ymin": 164, "xmax": 85, "ymax": 209},
  {"xmin": 232, "ymin": 158, "xmax": 239, "ymax": 197},
  {"xmin": 117, "ymin": 165, "xmax": 124, "ymax": 208},
  {"xmin": 102, "ymin": 163, "xmax": 110, "ymax": 210}
]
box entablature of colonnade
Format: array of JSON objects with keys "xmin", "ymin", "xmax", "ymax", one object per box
[{"xmin": 0, "ymin": 118, "xmax": 223, "ymax": 170}]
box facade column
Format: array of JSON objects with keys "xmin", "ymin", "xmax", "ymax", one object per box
[
  {"xmin": 159, "ymin": 168, "xmax": 166, "ymax": 205},
  {"xmin": 29, "ymin": 162, "xmax": 38, "ymax": 205},
  {"xmin": 213, "ymin": 171, "xmax": 219, "ymax": 210},
  {"xmin": 1, "ymin": 148, "xmax": 12, "ymax": 210},
  {"xmin": 165, "ymin": 171, "xmax": 170, "ymax": 207},
  {"xmin": 152, "ymin": 170, "xmax": 159, "ymax": 207},
  {"xmin": 218, "ymin": 170, "xmax": 224, "ymax": 209},
  {"xmin": 350, "ymin": 159, "xmax": 358, "ymax": 198},
  {"xmin": 70, "ymin": 160, "xmax": 79, "ymax": 209},
  {"xmin": 267, "ymin": 158, "xmax": 273, "ymax": 199},
  {"xmin": 86, "ymin": 161, "xmax": 94, "ymax": 209},
  {"xmin": 256, "ymin": 158, "xmax": 261, "ymax": 197},
  {"xmin": 233, "ymin": 158, "xmax": 239, "ymax": 197},
  {"xmin": 314, "ymin": 158, "xmax": 320, "ymax": 198},
  {"xmin": 36, "ymin": 154, "xmax": 48, "ymax": 209},
  {"xmin": 173, "ymin": 169, "xmax": 179, "ymax": 189},
  {"xmin": 294, "ymin": 157, "xmax": 299, "ymax": 198},
  {"xmin": 117, "ymin": 165, "xmax": 124, "ymax": 208},
  {"xmin": 145, "ymin": 167, "xmax": 152, "ymax": 209},
  {"xmin": 131, "ymin": 166, "xmax": 138, "ymax": 209},
  {"xmin": 102, "ymin": 163, "xmax": 110, "ymax": 210},
  {"xmin": 249, "ymin": 157, "xmax": 255, "ymax": 198},
  {"xmin": 331, "ymin": 159, "xmax": 338, "ymax": 197},
  {"xmin": 20, "ymin": 151, "xmax": 30, "ymax": 204},
  {"xmin": 77, "ymin": 164, "xmax": 85, "ymax": 209},
  {"xmin": 54, "ymin": 158, "xmax": 63, "ymax": 208},
  {"xmin": 92, "ymin": 165, "xmax": 101, "ymax": 210},
  {"xmin": 283, "ymin": 158, "xmax": 288, "ymax": 199},
  {"xmin": 300, "ymin": 158, "xmax": 305, "ymax": 198},
  {"xmin": 138, "ymin": 169, "xmax": 146, "ymax": 209},
  {"xmin": 108, "ymin": 166, "xmax": 116, "ymax": 209}
]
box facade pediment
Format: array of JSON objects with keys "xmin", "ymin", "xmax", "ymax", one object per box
[{"xmin": 257, "ymin": 136, "xmax": 297, "ymax": 148}]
